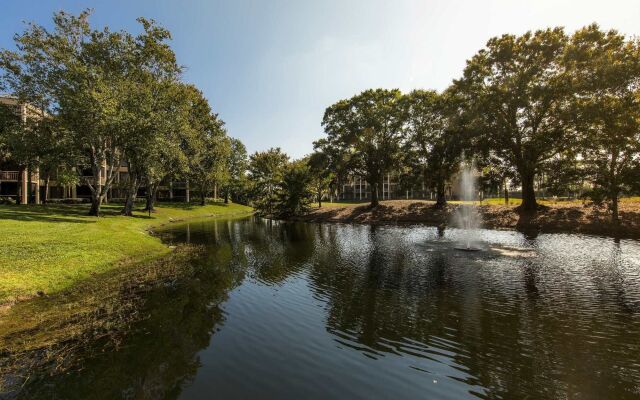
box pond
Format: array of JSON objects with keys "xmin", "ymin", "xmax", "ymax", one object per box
[{"xmin": 14, "ymin": 217, "xmax": 640, "ymax": 399}]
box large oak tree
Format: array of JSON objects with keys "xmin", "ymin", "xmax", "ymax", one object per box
[
  {"xmin": 321, "ymin": 89, "xmax": 404, "ymax": 207},
  {"xmin": 565, "ymin": 24, "xmax": 640, "ymax": 223},
  {"xmin": 401, "ymin": 90, "xmax": 464, "ymax": 207},
  {"xmin": 452, "ymin": 28, "xmax": 570, "ymax": 211}
]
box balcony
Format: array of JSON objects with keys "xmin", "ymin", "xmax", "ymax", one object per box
[{"xmin": 0, "ymin": 171, "xmax": 20, "ymax": 181}]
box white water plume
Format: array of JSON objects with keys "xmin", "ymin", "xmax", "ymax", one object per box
[{"xmin": 454, "ymin": 162, "xmax": 482, "ymax": 251}]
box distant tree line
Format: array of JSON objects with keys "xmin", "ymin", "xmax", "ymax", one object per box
[
  {"xmin": 248, "ymin": 24, "xmax": 640, "ymax": 223},
  {"xmin": 0, "ymin": 10, "xmax": 249, "ymax": 216}
]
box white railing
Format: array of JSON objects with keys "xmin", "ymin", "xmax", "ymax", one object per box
[{"xmin": 0, "ymin": 171, "xmax": 20, "ymax": 181}]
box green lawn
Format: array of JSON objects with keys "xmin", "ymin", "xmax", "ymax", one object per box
[{"xmin": 0, "ymin": 201, "xmax": 252, "ymax": 304}]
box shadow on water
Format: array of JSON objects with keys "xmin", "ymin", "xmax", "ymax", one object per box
[{"xmin": 3, "ymin": 216, "xmax": 640, "ymax": 399}]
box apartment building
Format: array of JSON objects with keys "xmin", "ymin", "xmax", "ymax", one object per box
[
  {"xmin": 339, "ymin": 172, "xmax": 473, "ymax": 202},
  {"xmin": 0, "ymin": 95, "xmax": 191, "ymax": 204}
]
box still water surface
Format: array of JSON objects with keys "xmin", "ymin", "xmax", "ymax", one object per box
[{"xmin": 21, "ymin": 217, "xmax": 640, "ymax": 399}]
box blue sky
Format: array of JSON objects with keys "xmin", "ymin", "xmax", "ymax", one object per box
[{"xmin": 2, "ymin": 0, "xmax": 639, "ymax": 158}]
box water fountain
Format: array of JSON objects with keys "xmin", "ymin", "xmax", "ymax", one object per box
[{"xmin": 454, "ymin": 162, "xmax": 482, "ymax": 251}]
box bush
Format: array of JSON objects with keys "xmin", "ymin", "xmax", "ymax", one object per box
[{"xmin": 0, "ymin": 196, "xmax": 16, "ymax": 205}]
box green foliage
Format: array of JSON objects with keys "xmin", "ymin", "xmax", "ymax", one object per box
[
  {"xmin": 0, "ymin": 10, "xmax": 251, "ymax": 217},
  {"xmin": 564, "ymin": 24, "xmax": 640, "ymax": 221},
  {"xmin": 401, "ymin": 90, "xmax": 463, "ymax": 206},
  {"xmin": 0, "ymin": 103, "xmax": 20, "ymax": 162},
  {"xmin": 452, "ymin": 28, "xmax": 571, "ymax": 210},
  {"xmin": 321, "ymin": 89, "xmax": 404, "ymax": 206},
  {"xmin": 307, "ymin": 151, "xmax": 334, "ymax": 206},
  {"xmin": 222, "ymin": 137, "xmax": 249, "ymax": 204},
  {"xmin": 277, "ymin": 159, "xmax": 314, "ymax": 217},
  {"xmin": 540, "ymin": 153, "xmax": 584, "ymax": 197},
  {"xmin": 248, "ymin": 148, "xmax": 289, "ymax": 216},
  {"xmin": 312, "ymin": 137, "xmax": 348, "ymax": 202},
  {"xmin": 179, "ymin": 85, "xmax": 231, "ymax": 205}
]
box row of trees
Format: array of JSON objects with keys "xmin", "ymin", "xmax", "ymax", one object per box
[
  {"xmin": 306, "ymin": 24, "xmax": 640, "ymax": 222},
  {"xmin": 2, "ymin": 16, "xmax": 638, "ymax": 223},
  {"xmin": 0, "ymin": 11, "xmax": 248, "ymax": 215}
]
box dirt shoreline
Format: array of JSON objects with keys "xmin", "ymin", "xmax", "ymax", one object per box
[{"xmin": 292, "ymin": 200, "xmax": 640, "ymax": 239}]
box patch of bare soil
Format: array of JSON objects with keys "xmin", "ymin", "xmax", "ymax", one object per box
[{"xmin": 296, "ymin": 200, "xmax": 640, "ymax": 238}]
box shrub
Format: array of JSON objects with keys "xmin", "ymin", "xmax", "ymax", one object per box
[{"xmin": 0, "ymin": 196, "xmax": 16, "ymax": 205}]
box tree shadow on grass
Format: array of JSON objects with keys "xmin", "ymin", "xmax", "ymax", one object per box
[
  {"xmin": 0, "ymin": 201, "xmax": 239, "ymax": 224},
  {"xmin": 0, "ymin": 204, "xmax": 158, "ymax": 223},
  {"xmin": 0, "ymin": 204, "xmax": 96, "ymax": 224}
]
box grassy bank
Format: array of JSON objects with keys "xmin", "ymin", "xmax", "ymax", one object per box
[
  {"xmin": 0, "ymin": 202, "xmax": 252, "ymax": 305},
  {"xmin": 299, "ymin": 199, "xmax": 640, "ymax": 238}
]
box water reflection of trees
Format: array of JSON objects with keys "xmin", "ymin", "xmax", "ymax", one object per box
[
  {"xmin": 153, "ymin": 220, "xmax": 640, "ymax": 399},
  {"xmin": 172, "ymin": 217, "xmax": 318, "ymax": 285},
  {"xmin": 16, "ymin": 230, "xmax": 245, "ymax": 399},
  {"xmin": 18, "ymin": 217, "xmax": 321, "ymax": 399},
  {"xmin": 304, "ymin": 224, "xmax": 640, "ymax": 399},
  {"xmin": 16, "ymin": 219, "xmax": 639, "ymax": 399}
]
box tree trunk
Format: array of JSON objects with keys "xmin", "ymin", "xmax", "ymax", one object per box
[
  {"xmin": 27, "ymin": 166, "xmax": 32, "ymax": 204},
  {"xmin": 200, "ymin": 188, "xmax": 206, "ymax": 206},
  {"xmin": 89, "ymin": 195, "xmax": 102, "ymax": 216},
  {"xmin": 318, "ymin": 187, "xmax": 322, "ymax": 208},
  {"xmin": 16, "ymin": 166, "xmax": 25, "ymax": 205},
  {"xmin": 224, "ymin": 191, "xmax": 229, "ymax": 204},
  {"xmin": 86, "ymin": 149, "xmax": 121, "ymax": 216},
  {"xmin": 144, "ymin": 183, "xmax": 158, "ymax": 212},
  {"xmin": 435, "ymin": 180, "xmax": 447, "ymax": 207},
  {"xmin": 370, "ymin": 182, "xmax": 379, "ymax": 207},
  {"xmin": 610, "ymin": 190, "xmax": 620, "ymax": 224},
  {"xmin": 609, "ymin": 152, "xmax": 620, "ymax": 225},
  {"xmin": 121, "ymin": 173, "xmax": 139, "ymax": 216},
  {"xmin": 503, "ymin": 178, "xmax": 509, "ymax": 205},
  {"xmin": 122, "ymin": 193, "xmax": 135, "ymax": 216},
  {"xmin": 520, "ymin": 171, "xmax": 538, "ymax": 212},
  {"xmin": 43, "ymin": 174, "xmax": 51, "ymax": 204}
]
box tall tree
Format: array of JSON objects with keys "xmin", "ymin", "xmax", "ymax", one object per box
[
  {"xmin": 120, "ymin": 79, "xmax": 185, "ymax": 215},
  {"xmin": 565, "ymin": 24, "xmax": 640, "ymax": 223},
  {"xmin": 312, "ymin": 138, "xmax": 348, "ymax": 202},
  {"xmin": 248, "ymin": 148, "xmax": 289, "ymax": 216},
  {"xmin": 321, "ymin": 89, "xmax": 404, "ymax": 207},
  {"xmin": 277, "ymin": 159, "xmax": 314, "ymax": 217},
  {"xmin": 1, "ymin": 11, "xmax": 183, "ymax": 215},
  {"xmin": 181, "ymin": 85, "xmax": 230, "ymax": 206},
  {"xmin": 401, "ymin": 90, "xmax": 463, "ymax": 207},
  {"xmin": 113, "ymin": 19, "xmax": 182, "ymax": 216},
  {"xmin": 221, "ymin": 137, "xmax": 249, "ymax": 204},
  {"xmin": 307, "ymin": 151, "xmax": 334, "ymax": 207},
  {"xmin": 452, "ymin": 28, "xmax": 570, "ymax": 211}
]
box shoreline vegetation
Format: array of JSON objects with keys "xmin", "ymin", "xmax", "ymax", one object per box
[
  {"xmin": 0, "ymin": 202, "xmax": 253, "ymax": 307},
  {"xmin": 0, "ymin": 202, "xmax": 253, "ymax": 393},
  {"xmin": 292, "ymin": 199, "xmax": 640, "ymax": 238},
  {"xmin": 0, "ymin": 245, "xmax": 213, "ymax": 393}
]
